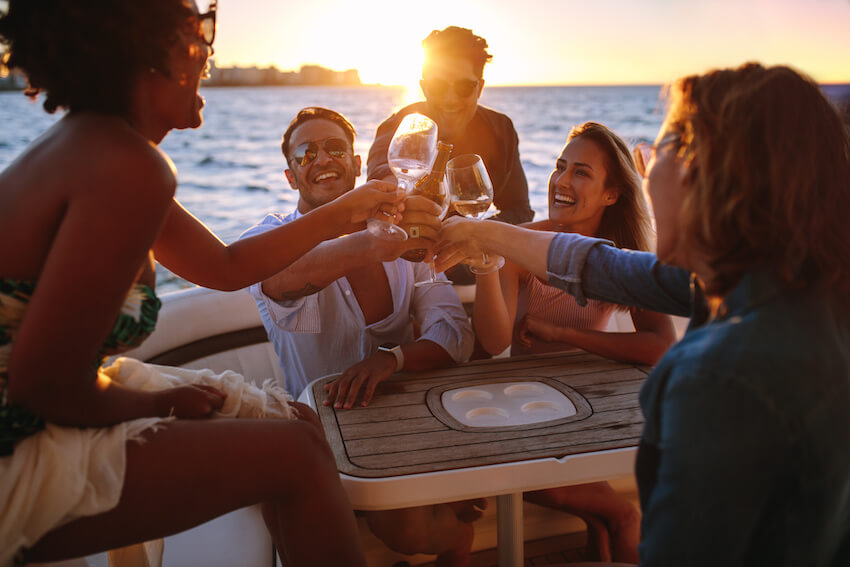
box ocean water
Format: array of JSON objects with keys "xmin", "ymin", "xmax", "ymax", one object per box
[{"xmin": 2, "ymin": 84, "xmax": 848, "ymax": 292}]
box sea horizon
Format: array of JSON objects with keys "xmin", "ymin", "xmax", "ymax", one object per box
[{"xmin": 2, "ymin": 83, "xmax": 848, "ymax": 292}]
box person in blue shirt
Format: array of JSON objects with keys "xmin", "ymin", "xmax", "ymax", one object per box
[{"xmin": 437, "ymin": 62, "xmax": 850, "ymax": 566}]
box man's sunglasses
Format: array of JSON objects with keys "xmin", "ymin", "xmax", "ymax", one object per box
[
  {"xmin": 422, "ymin": 78, "xmax": 479, "ymax": 98},
  {"xmin": 290, "ymin": 137, "xmax": 350, "ymax": 167}
]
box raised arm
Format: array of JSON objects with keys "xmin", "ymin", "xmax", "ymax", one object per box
[
  {"xmin": 258, "ymin": 230, "xmax": 399, "ymax": 300},
  {"xmin": 254, "ymin": 195, "xmax": 443, "ymax": 301},
  {"xmin": 438, "ymin": 217, "xmax": 693, "ymax": 317},
  {"xmin": 438, "ymin": 216, "xmax": 555, "ymax": 279},
  {"xmin": 472, "ymin": 261, "xmax": 523, "ymax": 355},
  {"xmin": 153, "ymin": 180, "xmax": 403, "ymax": 291}
]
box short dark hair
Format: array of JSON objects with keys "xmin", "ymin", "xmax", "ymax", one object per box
[
  {"xmin": 0, "ymin": 0, "xmax": 193, "ymax": 115},
  {"xmin": 422, "ymin": 26, "xmax": 492, "ymax": 78},
  {"xmin": 281, "ymin": 107, "xmax": 357, "ymax": 163}
]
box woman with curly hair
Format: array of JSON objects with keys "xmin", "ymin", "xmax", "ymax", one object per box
[
  {"xmin": 0, "ymin": 1, "xmax": 403, "ymax": 565},
  {"xmin": 439, "ymin": 62, "xmax": 850, "ymax": 565}
]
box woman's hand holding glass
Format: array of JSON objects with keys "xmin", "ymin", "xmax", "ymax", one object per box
[
  {"xmin": 433, "ymin": 215, "xmax": 489, "ymax": 274},
  {"xmin": 445, "ymin": 154, "xmax": 505, "ymax": 274}
]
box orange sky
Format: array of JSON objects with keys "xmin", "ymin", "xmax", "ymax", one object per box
[{"xmin": 210, "ymin": 0, "xmax": 850, "ymax": 87}]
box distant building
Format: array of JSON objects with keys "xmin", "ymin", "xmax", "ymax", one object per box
[
  {"xmin": 205, "ymin": 61, "xmax": 361, "ymax": 87},
  {"xmin": 0, "ymin": 68, "xmax": 26, "ymax": 91}
]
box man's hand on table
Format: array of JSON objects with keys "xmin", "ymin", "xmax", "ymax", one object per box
[{"xmin": 323, "ymin": 351, "xmax": 397, "ymax": 409}]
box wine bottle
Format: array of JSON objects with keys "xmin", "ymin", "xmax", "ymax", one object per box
[{"xmin": 401, "ymin": 141, "xmax": 453, "ymax": 263}]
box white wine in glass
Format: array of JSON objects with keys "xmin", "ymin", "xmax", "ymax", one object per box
[
  {"xmin": 367, "ymin": 113, "xmax": 438, "ymax": 241},
  {"xmin": 451, "ymin": 195, "xmax": 491, "ymax": 218},
  {"xmin": 446, "ymin": 154, "xmax": 505, "ymax": 275}
]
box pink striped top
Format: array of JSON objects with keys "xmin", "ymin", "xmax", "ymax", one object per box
[{"xmin": 512, "ymin": 272, "xmax": 617, "ymax": 355}]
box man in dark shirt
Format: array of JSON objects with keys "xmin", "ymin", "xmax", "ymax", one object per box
[{"xmin": 367, "ymin": 26, "xmax": 534, "ymax": 227}]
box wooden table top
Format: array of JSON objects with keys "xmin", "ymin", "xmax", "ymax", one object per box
[{"xmin": 311, "ymin": 351, "xmax": 649, "ymax": 479}]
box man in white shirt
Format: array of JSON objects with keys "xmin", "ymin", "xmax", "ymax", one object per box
[
  {"xmin": 241, "ymin": 106, "xmax": 473, "ymax": 404},
  {"xmin": 241, "ymin": 107, "xmax": 479, "ymax": 566}
]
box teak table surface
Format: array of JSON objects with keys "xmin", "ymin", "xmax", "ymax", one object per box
[{"xmin": 311, "ymin": 350, "xmax": 649, "ymax": 479}]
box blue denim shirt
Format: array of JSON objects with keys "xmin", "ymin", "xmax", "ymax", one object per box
[{"xmin": 547, "ymin": 233, "xmax": 850, "ymax": 566}]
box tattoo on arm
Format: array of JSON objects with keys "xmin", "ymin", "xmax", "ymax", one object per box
[{"xmin": 278, "ymin": 282, "xmax": 323, "ymax": 300}]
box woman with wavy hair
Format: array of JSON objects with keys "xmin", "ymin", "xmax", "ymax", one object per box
[
  {"xmin": 0, "ymin": 1, "xmax": 403, "ymax": 565},
  {"xmin": 439, "ymin": 62, "xmax": 850, "ymax": 564},
  {"xmin": 470, "ymin": 122, "xmax": 675, "ymax": 562}
]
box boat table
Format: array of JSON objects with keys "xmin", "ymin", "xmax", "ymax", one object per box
[{"xmin": 300, "ymin": 350, "xmax": 648, "ymax": 567}]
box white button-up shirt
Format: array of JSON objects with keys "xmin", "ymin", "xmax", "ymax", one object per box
[{"xmin": 241, "ymin": 211, "xmax": 474, "ymax": 398}]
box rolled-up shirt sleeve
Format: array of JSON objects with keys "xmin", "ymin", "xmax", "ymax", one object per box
[
  {"xmin": 411, "ymin": 265, "xmax": 474, "ymax": 363},
  {"xmin": 240, "ymin": 215, "xmax": 322, "ymax": 333},
  {"xmin": 546, "ymin": 232, "xmax": 692, "ymax": 317},
  {"xmin": 247, "ymin": 283, "xmax": 322, "ymax": 333}
]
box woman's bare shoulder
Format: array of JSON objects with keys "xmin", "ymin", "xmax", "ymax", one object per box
[{"xmin": 62, "ymin": 114, "xmax": 177, "ymax": 195}]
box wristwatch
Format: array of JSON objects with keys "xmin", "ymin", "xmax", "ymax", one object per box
[{"xmin": 377, "ymin": 342, "xmax": 404, "ymax": 372}]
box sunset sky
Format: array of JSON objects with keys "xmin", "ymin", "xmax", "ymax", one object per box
[{"xmin": 211, "ymin": 0, "xmax": 850, "ymax": 87}]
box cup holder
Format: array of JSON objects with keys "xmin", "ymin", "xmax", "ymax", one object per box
[
  {"xmin": 451, "ymin": 389, "xmax": 493, "ymax": 402},
  {"xmin": 504, "ymin": 383, "xmax": 545, "ymax": 397},
  {"xmin": 441, "ymin": 381, "xmax": 577, "ymax": 428}
]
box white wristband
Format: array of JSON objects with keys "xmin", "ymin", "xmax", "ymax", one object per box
[{"xmin": 378, "ymin": 343, "xmax": 404, "ymax": 372}]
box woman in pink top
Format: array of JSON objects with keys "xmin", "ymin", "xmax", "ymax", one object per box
[{"xmin": 474, "ymin": 122, "xmax": 676, "ymax": 562}]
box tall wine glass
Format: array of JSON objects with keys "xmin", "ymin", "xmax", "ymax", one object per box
[
  {"xmin": 367, "ymin": 113, "xmax": 438, "ymax": 241},
  {"xmin": 446, "ymin": 154, "xmax": 505, "ymax": 274}
]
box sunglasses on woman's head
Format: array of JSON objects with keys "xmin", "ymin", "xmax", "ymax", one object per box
[
  {"xmin": 290, "ymin": 137, "xmax": 350, "ymax": 167},
  {"xmin": 422, "ymin": 78, "xmax": 479, "ymax": 98}
]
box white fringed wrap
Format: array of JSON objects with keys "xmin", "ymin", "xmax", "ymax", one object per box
[{"xmin": 0, "ymin": 357, "xmax": 295, "ymax": 567}]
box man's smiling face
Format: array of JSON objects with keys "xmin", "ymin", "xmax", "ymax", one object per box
[{"xmin": 285, "ymin": 118, "xmax": 361, "ymax": 213}]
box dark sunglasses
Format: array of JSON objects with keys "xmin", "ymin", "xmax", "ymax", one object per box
[
  {"xmin": 199, "ymin": 1, "xmax": 217, "ymax": 46},
  {"xmin": 422, "ymin": 78, "xmax": 479, "ymax": 98},
  {"xmin": 290, "ymin": 137, "xmax": 350, "ymax": 167}
]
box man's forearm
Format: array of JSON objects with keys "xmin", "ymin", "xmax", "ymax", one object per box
[
  {"xmin": 261, "ymin": 233, "xmax": 370, "ymax": 300},
  {"xmin": 400, "ymin": 339, "xmax": 454, "ymax": 372}
]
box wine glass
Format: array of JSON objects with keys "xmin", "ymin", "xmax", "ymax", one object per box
[
  {"xmin": 367, "ymin": 113, "xmax": 438, "ymax": 241},
  {"xmin": 446, "ymin": 154, "xmax": 505, "ymax": 275}
]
